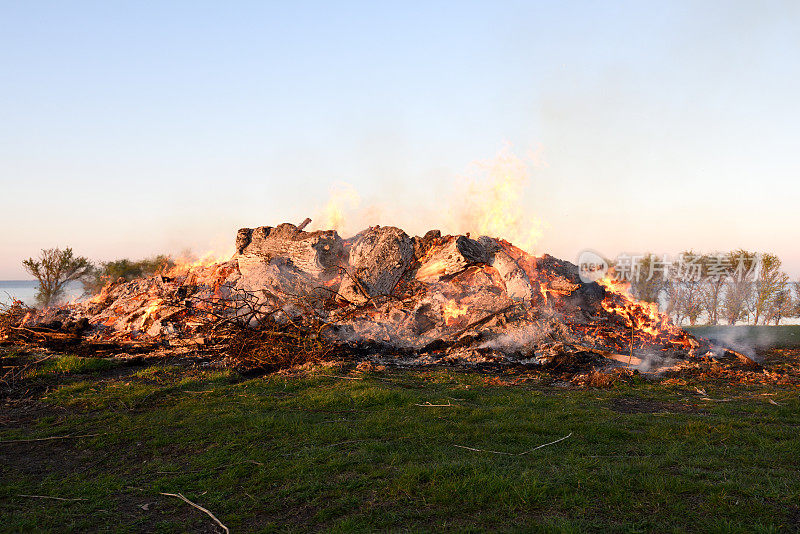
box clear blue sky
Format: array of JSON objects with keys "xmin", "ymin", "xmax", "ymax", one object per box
[{"xmin": 2, "ymin": 1, "xmax": 798, "ymax": 278}]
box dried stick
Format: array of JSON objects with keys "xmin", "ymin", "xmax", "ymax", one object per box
[
  {"xmin": 517, "ymin": 432, "xmax": 573, "ymax": 455},
  {"xmin": 18, "ymin": 494, "xmax": 87, "ymax": 501},
  {"xmin": 454, "ymin": 432, "xmax": 572, "ymax": 456},
  {"xmin": 629, "ymin": 322, "xmax": 634, "ymax": 367},
  {"xmin": 160, "ymin": 492, "xmax": 229, "ymax": 534},
  {"xmin": 0, "ymin": 432, "xmax": 104, "ymax": 444}
]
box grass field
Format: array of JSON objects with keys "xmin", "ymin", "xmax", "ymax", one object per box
[{"xmin": 2, "ymin": 350, "xmax": 799, "ymax": 533}]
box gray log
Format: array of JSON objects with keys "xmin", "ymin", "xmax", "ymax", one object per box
[
  {"xmin": 339, "ymin": 226, "xmax": 414, "ymax": 303},
  {"xmin": 478, "ymin": 236, "xmax": 534, "ymax": 300},
  {"xmin": 236, "ymin": 223, "xmax": 345, "ymax": 278},
  {"xmin": 416, "ymin": 236, "xmax": 489, "ymax": 280}
]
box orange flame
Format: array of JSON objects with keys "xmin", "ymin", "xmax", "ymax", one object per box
[
  {"xmin": 451, "ymin": 146, "xmax": 543, "ymax": 251},
  {"xmin": 416, "ymin": 259, "xmax": 448, "ymax": 281},
  {"xmin": 597, "ymin": 277, "xmax": 674, "ymax": 338},
  {"xmin": 442, "ymin": 300, "xmax": 468, "ymax": 325},
  {"xmin": 141, "ymin": 298, "xmax": 164, "ymax": 322},
  {"xmin": 167, "ymin": 250, "xmax": 233, "ymax": 277},
  {"xmin": 312, "ymin": 183, "xmax": 360, "ymax": 233}
]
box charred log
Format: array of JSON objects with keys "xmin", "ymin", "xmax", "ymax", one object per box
[
  {"xmin": 416, "ymin": 236, "xmax": 489, "ymax": 280},
  {"xmin": 236, "ymin": 223, "xmax": 345, "ymax": 278},
  {"xmin": 478, "ymin": 236, "xmax": 534, "ymax": 300},
  {"xmin": 339, "ymin": 226, "xmax": 414, "ymax": 304}
]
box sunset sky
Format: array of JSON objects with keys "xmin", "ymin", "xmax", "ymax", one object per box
[{"xmin": 2, "ymin": 1, "xmax": 798, "ymax": 279}]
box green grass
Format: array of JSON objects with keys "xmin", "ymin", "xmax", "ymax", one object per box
[
  {"xmin": 1, "ymin": 354, "xmax": 799, "ymax": 532},
  {"xmin": 32, "ymin": 354, "xmax": 120, "ymax": 376}
]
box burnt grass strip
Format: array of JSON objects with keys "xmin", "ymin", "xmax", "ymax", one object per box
[{"xmin": 1, "ymin": 347, "xmax": 799, "ymax": 532}]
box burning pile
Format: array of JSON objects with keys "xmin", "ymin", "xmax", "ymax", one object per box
[{"xmin": 14, "ymin": 221, "xmax": 705, "ymax": 372}]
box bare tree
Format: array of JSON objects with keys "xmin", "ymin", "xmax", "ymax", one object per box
[
  {"xmin": 663, "ymin": 279, "xmax": 683, "ymax": 324},
  {"xmin": 680, "ymin": 252, "xmax": 705, "ymax": 325},
  {"xmin": 701, "ymin": 253, "xmax": 727, "ymax": 325},
  {"xmin": 722, "ymin": 250, "xmax": 758, "ymax": 325},
  {"xmin": 661, "ymin": 252, "xmax": 704, "ymax": 325},
  {"xmin": 768, "ymin": 287, "xmax": 794, "ymax": 325},
  {"xmin": 750, "ymin": 253, "xmax": 788, "ymax": 325},
  {"xmin": 795, "ymin": 280, "xmax": 800, "ymax": 318},
  {"xmin": 22, "ymin": 248, "xmax": 92, "ymax": 308},
  {"xmin": 628, "ymin": 253, "xmax": 665, "ymax": 304}
]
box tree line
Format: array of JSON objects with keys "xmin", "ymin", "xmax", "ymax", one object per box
[{"xmin": 624, "ymin": 250, "xmax": 798, "ymax": 325}]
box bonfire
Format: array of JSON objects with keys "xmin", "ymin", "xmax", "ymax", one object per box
[{"xmin": 7, "ymin": 221, "xmax": 755, "ymax": 374}]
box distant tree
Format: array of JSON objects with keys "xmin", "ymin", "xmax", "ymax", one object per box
[
  {"xmin": 23, "ymin": 248, "xmax": 92, "ymax": 308},
  {"xmin": 662, "ymin": 252, "xmax": 704, "ymax": 325},
  {"xmin": 795, "ymin": 281, "xmax": 800, "ymax": 317},
  {"xmin": 662, "ymin": 279, "xmax": 682, "ymax": 324},
  {"xmin": 81, "ymin": 255, "xmax": 173, "ymax": 295},
  {"xmin": 768, "ymin": 287, "xmax": 794, "ymax": 325},
  {"xmin": 722, "ymin": 250, "xmax": 758, "ymax": 325},
  {"xmin": 701, "ymin": 253, "xmax": 728, "ymax": 325},
  {"xmin": 628, "ymin": 253, "xmax": 665, "ymax": 304},
  {"xmin": 680, "ymin": 252, "xmax": 705, "ymax": 325},
  {"xmin": 684, "ymin": 286, "xmax": 705, "ymax": 325},
  {"xmin": 749, "ymin": 253, "xmax": 789, "ymax": 325}
]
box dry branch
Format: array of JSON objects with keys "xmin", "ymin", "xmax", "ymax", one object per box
[
  {"xmin": 168, "ymin": 284, "xmax": 342, "ymax": 371},
  {"xmin": 18, "ymin": 494, "xmax": 87, "ymax": 502},
  {"xmin": 0, "ymin": 432, "xmax": 104, "ymax": 444},
  {"xmin": 160, "ymin": 492, "xmax": 229, "ymax": 534},
  {"xmin": 454, "ymin": 432, "xmax": 573, "ymax": 456}
]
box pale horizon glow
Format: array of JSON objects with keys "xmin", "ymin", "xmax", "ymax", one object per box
[{"xmin": 1, "ymin": 1, "xmax": 799, "ymax": 279}]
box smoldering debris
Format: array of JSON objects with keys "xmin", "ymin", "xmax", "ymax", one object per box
[{"xmin": 6, "ymin": 221, "xmax": 713, "ymax": 376}]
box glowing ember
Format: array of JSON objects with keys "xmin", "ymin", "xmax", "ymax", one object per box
[
  {"xmin": 442, "ymin": 300, "xmax": 468, "ymax": 325},
  {"xmin": 416, "ymin": 259, "xmax": 448, "ymax": 281},
  {"xmin": 142, "ymin": 298, "xmax": 164, "ymax": 322}
]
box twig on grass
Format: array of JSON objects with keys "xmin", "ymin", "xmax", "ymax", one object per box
[
  {"xmin": 0, "ymin": 432, "xmax": 104, "ymax": 444},
  {"xmin": 414, "ymin": 401, "xmax": 453, "ymax": 407},
  {"xmin": 18, "ymin": 494, "xmax": 87, "ymax": 501},
  {"xmin": 454, "ymin": 432, "xmax": 573, "ymax": 456},
  {"xmin": 160, "ymin": 492, "xmax": 229, "ymax": 534},
  {"xmin": 1, "ymin": 354, "xmax": 54, "ymax": 384}
]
